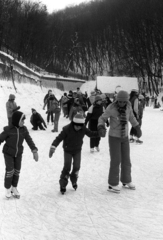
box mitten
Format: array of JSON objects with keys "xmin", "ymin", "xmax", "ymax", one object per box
[
  {"xmin": 49, "ymin": 146, "xmax": 56, "ymax": 158},
  {"xmin": 97, "ymin": 125, "xmax": 106, "ymax": 137},
  {"xmin": 134, "ymin": 125, "xmax": 142, "ymax": 138},
  {"xmin": 33, "ymin": 150, "xmax": 39, "ymax": 162}
]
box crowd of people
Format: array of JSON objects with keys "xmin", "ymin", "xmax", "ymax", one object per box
[{"xmin": 0, "ymin": 86, "xmax": 151, "ymax": 197}]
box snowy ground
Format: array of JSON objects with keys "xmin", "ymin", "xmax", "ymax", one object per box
[{"xmin": 0, "ymin": 79, "xmax": 163, "ymax": 240}]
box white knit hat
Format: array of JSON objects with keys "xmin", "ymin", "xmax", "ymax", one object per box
[{"xmin": 73, "ymin": 113, "xmax": 85, "ymax": 125}]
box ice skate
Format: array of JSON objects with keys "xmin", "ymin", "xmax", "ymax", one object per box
[
  {"xmin": 123, "ymin": 182, "xmax": 136, "ymax": 190},
  {"xmin": 95, "ymin": 146, "xmax": 100, "ymax": 152},
  {"xmin": 72, "ymin": 183, "xmax": 78, "ymax": 190},
  {"xmin": 90, "ymin": 148, "xmax": 94, "ymax": 153},
  {"xmin": 135, "ymin": 139, "xmax": 143, "ymax": 144},
  {"xmin": 11, "ymin": 186, "xmax": 20, "ymax": 198},
  {"xmin": 60, "ymin": 186, "xmax": 66, "ymax": 195},
  {"xmin": 5, "ymin": 187, "xmax": 12, "ymax": 199},
  {"xmin": 108, "ymin": 185, "xmax": 120, "ymax": 194},
  {"xmin": 129, "ymin": 138, "xmax": 135, "ymax": 143}
]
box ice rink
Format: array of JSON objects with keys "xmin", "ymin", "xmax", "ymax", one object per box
[{"xmin": 0, "ymin": 80, "xmax": 163, "ymax": 240}]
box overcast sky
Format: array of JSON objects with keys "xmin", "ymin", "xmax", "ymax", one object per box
[{"xmin": 29, "ymin": 0, "xmax": 91, "ymax": 13}]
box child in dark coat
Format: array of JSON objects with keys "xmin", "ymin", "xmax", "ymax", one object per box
[
  {"xmin": 0, "ymin": 111, "xmax": 38, "ymax": 199},
  {"xmin": 30, "ymin": 108, "xmax": 47, "ymax": 130},
  {"xmin": 49, "ymin": 113, "xmax": 101, "ymax": 194}
]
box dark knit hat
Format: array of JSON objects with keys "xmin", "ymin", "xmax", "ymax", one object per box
[
  {"xmin": 73, "ymin": 113, "xmax": 85, "ymax": 126},
  {"xmin": 9, "ymin": 94, "xmax": 15, "ymax": 100},
  {"xmin": 12, "ymin": 111, "xmax": 25, "ymax": 128},
  {"xmin": 31, "ymin": 108, "xmax": 36, "ymax": 113},
  {"xmin": 116, "ymin": 91, "xmax": 129, "ymax": 102},
  {"xmin": 95, "ymin": 95, "xmax": 102, "ymax": 102}
]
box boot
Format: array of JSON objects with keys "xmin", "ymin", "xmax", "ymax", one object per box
[
  {"xmin": 108, "ymin": 185, "xmax": 120, "ymax": 194},
  {"xmin": 123, "ymin": 182, "xmax": 136, "ymax": 190},
  {"xmin": 11, "ymin": 186, "xmax": 20, "ymax": 198},
  {"xmin": 5, "ymin": 187, "xmax": 12, "ymax": 199}
]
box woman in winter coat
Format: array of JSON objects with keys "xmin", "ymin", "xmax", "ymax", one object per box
[
  {"xmin": 97, "ymin": 91, "xmax": 142, "ymax": 194},
  {"xmin": 85, "ymin": 95, "xmax": 105, "ymax": 153}
]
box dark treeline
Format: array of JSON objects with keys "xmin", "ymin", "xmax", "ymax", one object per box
[{"xmin": 0, "ymin": 0, "xmax": 163, "ymax": 94}]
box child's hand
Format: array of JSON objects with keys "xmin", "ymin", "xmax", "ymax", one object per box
[
  {"xmin": 49, "ymin": 146, "xmax": 56, "ymax": 158},
  {"xmin": 33, "ymin": 150, "xmax": 39, "ymax": 162}
]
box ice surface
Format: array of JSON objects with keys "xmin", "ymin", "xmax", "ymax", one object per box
[{"xmin": 0, "ymin": 79, "xmax": 163, "ymax": 240}]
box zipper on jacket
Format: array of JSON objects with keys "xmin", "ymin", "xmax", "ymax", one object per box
[{"xmin": 15, "ymin": 127, "xmax": 19, "ymax": 157}]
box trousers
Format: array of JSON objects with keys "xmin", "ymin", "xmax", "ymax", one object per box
[
  {"xmin": 4, "ymin": 154, "xmax": 22, "ymax": 189},
  {"xmin": 108, "ymin": 136, "xmax": 132, "ymax": 186},
  {"xmin": 59, "ymin": 151, "xmax": 81, "ymax": 188}
]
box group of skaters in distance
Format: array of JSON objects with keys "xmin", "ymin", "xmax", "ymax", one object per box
[{"xmin": 0, "ymin": 87, "xmax": 147, "ymax": 198}]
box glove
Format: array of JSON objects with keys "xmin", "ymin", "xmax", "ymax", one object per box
[
  {"xmin": 33, "ymin": 150, "xmax": 39, "ymax": 162},
  {"xmin": 49, "ymin": 146, "xmax": 56, "ymax": 158},
  {"xmin": 97, "ymin": 125, "xmax": 106, "ymax": 138},
  {"xmin": 134, "ymin": 125, "xmax": 142, "ymax": 138}
]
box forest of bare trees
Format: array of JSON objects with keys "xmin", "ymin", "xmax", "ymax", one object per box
[{"xmin": 0, "ymin": 0, "xmax": 163, "ymax": 94}]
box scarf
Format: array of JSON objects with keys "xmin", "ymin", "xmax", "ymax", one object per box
[{"xmin": 116, "ymin": 103, "xmax": 127, "ymax": 138}]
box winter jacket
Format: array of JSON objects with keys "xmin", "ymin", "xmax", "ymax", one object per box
[
  {"xmin": 0, "ymin": 125, "xmax": 37, "ymax": 157},
  {"xmin": 51, "ymin": 122, "xmax": 99, "ymax": 154},
  {"xmin": 98, "ymin": 101, "xmax": 138, "ymax": 138},
  {"xmin": 6, "ymin": 100, "xmax": 18, "ymax": 118},
  {"xmin": 30, "ymin": 112, "xmax": 46, "ymax": 127},
  {"xmin": 85, "ymin": 104, "xmax": 104, "ymax": 126},
  {"xmin": 130, "ymin": 96, "xmax": 139, "ymax": 119}
]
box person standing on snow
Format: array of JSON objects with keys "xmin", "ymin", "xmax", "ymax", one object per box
[
  {"xmin": 6, "ymin": 94, "xmax": 20, "ymax": 126},
  {"xmin": 0, "ymin": 111, "xmax": 38, "ymax": 199},
  {"xmin": 97, "ymin": 90, "xmax": 142, "ymax": 194},
  {"xmin": 49, "ymin": 113, "xmax": 100, "ymax": 194}
]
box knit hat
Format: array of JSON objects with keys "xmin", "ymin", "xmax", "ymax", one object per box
[
  {"xmin": 73, "ymin": 113, "xmax": 85, "ymax": 126},
  {"xmin": 9, "ymin": 94, "xmax": 15, "ymax": 100},
  {"xmin": 95, "ymin": 95, "xmax": 102, "ymax": 102},
  {"xmin": 12, "ymin": 111, "xmax": 25, "ymax": 128},
  {"xmin": 31, "ymin": 108, "xmax": 36, "ymax": 113},
  {"xmin": 116, "ymin": 91, "xmax": 129, "ymax": 102}
]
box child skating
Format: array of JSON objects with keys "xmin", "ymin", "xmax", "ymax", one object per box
[
  {"xmin": 0, "ymin": 111, "xmax": 38, "ymax": 199},
  {"xmin": 49, "ymin": 113, "xmax": 101, "ymax": 194}
]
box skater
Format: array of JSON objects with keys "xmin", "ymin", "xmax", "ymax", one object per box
[
  {"xmin": 85, "ymin": 95, "xmax": 105, "ymax": 153},
  {"xmin": 129, "ymin": 89, "xmax": 139, "ymax": 143},
  {"xmin": 49, "ymin": 113, "xmax": 100, "ymax": 194},
  {"xmin": 98, "ymin": 90, "xmax": 142, "ymax": 194},
  {"xmin": 0, "ymin": 111, "xmax": 38, "ymax": 199},
  {"xmin": 30, "ymin": 108, "xmax": 47, "ymax": 130},
  {"xmin": 6, "ymin": 94, "xmax": 20, "ymax": 126}
]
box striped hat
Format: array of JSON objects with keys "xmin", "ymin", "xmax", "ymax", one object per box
[{"xmin": 73, "ymin": 113, "xmax": 85, "ymax": 126}]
